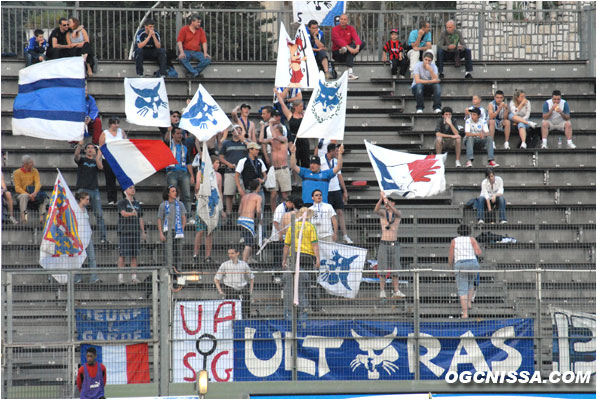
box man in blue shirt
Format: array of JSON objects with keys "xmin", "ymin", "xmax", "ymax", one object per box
[
  {"xmin": 84, "ymin": 86, "xmax": 103, "ymax": 145},
  {"xmin": 290, "ymin": 143, "xmax": 344, "ymax": 206},
  {"xmin": 407, "ymin": 20, "xmax": 433, "ymax": 74},
  {"xmin": 25, "ymin": 29, "xmax": 48, "ymax": 66},
  {"xmin": 307, "ymin": 20, "xmax": 332, "ymax": 80},
  {"xmin": 164, "ymin": 128, "xmax": 194, "ymax": 223},
  {"xmin": 134, "ymin": 19, "xmax": 167, "ymax": 77}
]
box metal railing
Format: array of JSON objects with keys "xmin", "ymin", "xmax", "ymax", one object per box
[
  {"xmin": 1, "ymin": 5, "xmax": 592, "ymax": 62},
  {"xmin": 1, "ymin": 205, "xmax": 595, "ymax": 396}
]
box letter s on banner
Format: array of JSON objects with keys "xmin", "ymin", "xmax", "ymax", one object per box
[{"xmin": 183, "ymin": 352, "xmax": 197, "ymax": 382}]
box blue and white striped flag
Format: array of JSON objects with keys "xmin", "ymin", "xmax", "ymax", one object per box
[{"xmin": 12, "ymin": 57, "xmax": 86, "ymax": 141}]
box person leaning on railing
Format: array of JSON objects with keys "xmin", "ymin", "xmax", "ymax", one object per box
[{"xmin": 448, "ymin": 224, "xmax": 482, "ymax": 319}]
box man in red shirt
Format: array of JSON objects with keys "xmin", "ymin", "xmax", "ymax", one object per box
[
  {"xmin": 331, "ymin": 13, "xmax": 365, "ymax": 80},
  {"xmin": 176, "ymin": 15, "xmax": 211, "ymax": 78}
]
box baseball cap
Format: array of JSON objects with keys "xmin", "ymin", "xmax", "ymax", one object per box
[
  {"xmin": 470, "ymin": 107, "xmax": 481, "ymax": 115},
  {"xmin": 309, "ymin": 155, "xmax": 321, "ymax": 165},
  {"xmin": 246, "ymin": 142, "xmax": 261, "ymax": 150},
  {"xmin": 240, "ymin": 103, "xmax": 251, "ymax": 109},
  {"xmin": 271, "ymin": 109, "xmax": 281, "ymax": 116},
  {"xmin": 390, "ymin": 28, "xmax": 398, "ymax": 34}
]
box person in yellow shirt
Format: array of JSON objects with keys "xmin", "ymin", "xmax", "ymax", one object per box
[
  {"xmin": 13, "ymin": 155, "xmax": 49, "ymax": 223},
  {"xmin": 282, "ymin": 207, "xmax": 320, "ymax": 318}
]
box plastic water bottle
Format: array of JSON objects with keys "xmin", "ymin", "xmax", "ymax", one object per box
[{"xmin": 557, "ymin": 136, "xmax": 562, "ymax": 149}]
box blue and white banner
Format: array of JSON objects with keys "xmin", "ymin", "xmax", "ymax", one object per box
[
  {"xmin": 179, "ymin": 84, "xmax": 232, "ymax": 142},
  {"xmin": 13, "ymin": 57, "xmax": 86, "ymax": 141},
  {"xmin": 317, "ymin": 242, "xmax": 367, "ymax": 298},
  {"xmin": 75, "ymin": 307, "xmax": 151, "ymax": 341},
  {"xmin": 234, "ymin": 319, "xmax": 534, "ymax": 381},
  {"xmin": 196, "ymin": 142, "xmax": 223, "ymax": 234},
  {"xmin": 40, "ymin": 171, "xmax": 91, "ymax": 283},
  {"xmin": 296, "ymin": 71, "xmax": 348, "ymax": 140},
  {"xmin": 274, "ymin": 22, "xmax": 320, "ymax": 89},
  {"xmin": 365, "ymin": 141, "xmax": 446, "ymax": 199},
  {"xmin": 124, "ymin": 77, "xmax": 170, "ymax": 127},
  {"xmin": 550, "ymin": 306, "xmax": 596, "ymax": 376},
  {"xmin": 293, "ymin": 1, "xmax": 346, "ymax": 26}
]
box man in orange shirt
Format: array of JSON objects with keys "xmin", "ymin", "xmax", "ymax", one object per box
[
  {"xmin": 13, "ymin": 155, "xmax": 49, "ymax": 223},
  {"xmin": 176, "ymin": 15, "xmax": 211, "ymax": 78}
]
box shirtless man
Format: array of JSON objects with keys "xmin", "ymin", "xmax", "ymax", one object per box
[
  {"xmin": 237, "ymin": 179, "xmax": 263, "ymax": 262},
  {"xmin": 268, "ymin": 124, "xmax": 291, "ymax": 213},
  {"xmin": 374, "ymin": 191, "xmax": 405, "ymax": 299}
]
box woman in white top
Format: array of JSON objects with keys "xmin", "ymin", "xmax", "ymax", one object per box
[
  {"xmin": 68, "ymin": 17, "xmax": 95, "ymax": 76},
  {"xmin": 508, "ymin": 89, "xmax": 538, "ymax": 149},
  {"xmin": 448, "ymin": 224, "xmax": 482, "ymax": 318},
  {"xmin": 475, "ymin": 169, "xmax": 507, "ymax": 224},
  {"xmin": 99, "ymin": 117, "xmax": 127, "ymax": 205}
]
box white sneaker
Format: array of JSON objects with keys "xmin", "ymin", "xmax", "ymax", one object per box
[
  {"xmin": 455, "ymin": 160, "xmax": 462, "ymax": 167},
  {"xmin": 118, "ymin": 273, "xmax": 125, "ymax": 284},
  {"xmin": 540, "ymin": 142, "xmax": 548, "ymax": 149},
  {"xmin": 399, "ymin": 75, "xmax": 406, "ymax": 79},
  {"xmin": 392, "ymin": 290, "xmax": 406, "ymax": 298},
  {"xmin": 504, "ymin": 141, "xmax": 510, "ymax": 150},
  {"xmin": 520, "ymin": 142, "xmax": 527, "ymax": 149},
  {"xmin": 528, "ymin": 121, "xmax": 537, "ymax": 129},
  {"xmin": 392, "ymin": 74, "xmax": 398, "ymax": 79},
  {"xmin": 343, "ymin": 235, "xmax": 354, "ymax": 244},
  {"xmin": 379, "ymin": 290, "xmax": 387, "ymax": 298},
  {"xmin": 339, "ymin": 46, "xmax": 347, "ymax": 54},
  {"xmin": 187, "ymin": 218, "xmax": 196, "ymax": 225},
  {"xmin": 567, "ymin": 141, "xmax": 577, "ymax": 149},
  {"xmin": 477, "ymin": 219, "xmax": 484, "ymax": 224},
  {"xmin": 434, "ymin": 108, "xmax": 442, "ymax": 114},
  {"xmin": 108, "ymin": 201, "xmax": 116, "ymax": 206},
  {"xmin": 348, "ymin": 73, "xmax": 359, "ymax": 80},
  {"xmin": 416, "ymin": 109, "xmax": 423, "ymax": 114}
]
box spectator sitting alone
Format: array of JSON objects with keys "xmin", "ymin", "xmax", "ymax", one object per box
[
  {"xmin": 541, "ymin": 90, "xmax": 576, "ymax": 149},
  {"xmin": 411, "ymin": 51, "xmax": 442, "ymax": 114},
  {"xmin": 25, "ymin": 29, "xmax": 48, "ymax": 67},
  {"xmin": 134, "ymin": 19, "xmax": 167, "ymax": 77},
  {"xmin": 176, "ymin": 14, "xmax": 211, "ymax": 78},
  {"xmin": 13, "ymin": 155, "xmax": 49, "ymax": 224},
  {"xmin": 476, "ymin": 169, "xmax": 507, "ymax": 224},
  {"xmin": 437, "ymin": 19, "xmax": 473, "ymax": 79},
  {"xmin": 331, "ymin": 13, "xmax": 364, "ymax": 80}
]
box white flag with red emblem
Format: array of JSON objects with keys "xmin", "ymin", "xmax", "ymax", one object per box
[{"xmin": 365, "ymin": 141, "xmax": 446, "ymax": 198}]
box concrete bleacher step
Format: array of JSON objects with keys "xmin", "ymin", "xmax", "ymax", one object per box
[{"xmin": 453, "ymin": 184, "xmax": 596, "ymax": 205}]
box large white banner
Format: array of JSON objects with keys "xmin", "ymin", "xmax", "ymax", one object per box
[
  {"xmin": 318, "ymin": 242, "xmax": 368, "ymax": 298},
  {"xmin": 296, "ymin": 71, "xmax": 348, "ymax": 140},
  {"xmin": 365, "ymin": 141, "xmax": 446, "ymax": 199},
  {"xmin": 293, "ymin": 1, "xmax": 346, "ymax": 26},
  {"xmin": 550, "ymin": 306, "xmax": 596, "ymax": 376},
  {"xmin": 124, "ymin": 77, "xmax": 170, "ymax": 127},
  {"xmin": 274, "ymin": 22, "xmax": 320, "ymax": 89},
  {"xmin": 172, "ymin": 300, "xmax": 241, "ymax": 383},
  {"xmin": 179, "ymin": 84, "xmax": 233, "ymax": 142}
]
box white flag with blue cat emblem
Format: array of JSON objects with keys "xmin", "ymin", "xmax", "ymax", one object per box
[
  {"xmin": 124, "ymin": 77, "xmax": 170, "ymax": 127},
  {"xmin": 317, "ymin": 242, "xmax": 367, "ymax": 298},
  {"xmin": 296, "ymin": 71, "xmax": 348, "ymax": 140},
  {"xmin": 293, "ymin": 1, "xmax": 346, "ymax": 26},
  {"xmin": 179, "ymin": 84, "xmax": 232, "ymax": 142},
  {"xmin": 196, "ymin": 142, "xmax": 223, "ymax": 234},
  {"xmin": 365, "ymin": 140, "xmax": 446, "ymax": 199}
]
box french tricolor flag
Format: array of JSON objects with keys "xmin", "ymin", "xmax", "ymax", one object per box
[
  {"xmin": 100, "ymin": 139, "xmax": 177, "ymax": 190},
  {"xmin": 80, "ymin": 343, "xmax": 149, "ymax": 384}
]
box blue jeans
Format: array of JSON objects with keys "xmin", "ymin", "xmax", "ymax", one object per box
[
  {"xmin": 26, "ymin": 52, "xmax": 45, "ymax": 67},
  {"xmin": 179, "ymin": 50, "xmax": 211, "ymax": 76},
  {"xmin": 80, "ymin": 188, "xmax": 107, "ymax": 241},
  {"xmin": 464, "ymin": 136, "xmax": 494, "ymax": 161},
  {"xmin": 476, "ymin": 195, "xmax": 506, "ymax": 221},
  {"xmin": 437, "ymin": 48, "xmax": 473, "ymax": 73},
  {"xmin": 75, "ymin": 240, "xmax": 98, "ymax": 283},
  {"xmin": 166, "ymin": 169, "xmax": 192, "ymax": 218},
  {"xmin": 412, "ymin": 83, "xmax": 441, "ymax": 111}
]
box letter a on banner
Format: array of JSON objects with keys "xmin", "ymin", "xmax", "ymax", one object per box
[{"xmin": 275, "ymin": 22, "xmax": 319, "ymax": 89}]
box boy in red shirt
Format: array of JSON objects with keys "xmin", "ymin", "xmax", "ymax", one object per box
[{"xmin": 382, "ymin": 29, "xmax": 409, "ymax": 79}]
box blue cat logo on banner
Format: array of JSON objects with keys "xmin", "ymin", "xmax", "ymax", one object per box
[
  {"xmin": 76, "ymin": 308, "xmax": 151, "ymax": 341},
  {"xmin": 234, "ymin": 319, "xmax": 534, "ymax": 380},
  {"xmin": 293, "ymin": 1, "xmax": 346, "ymax": 26}
]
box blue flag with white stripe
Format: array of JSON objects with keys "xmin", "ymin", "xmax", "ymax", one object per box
[{"xmin": 12, "ymin": 57, "xmax": 86, "ymax": 141}]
